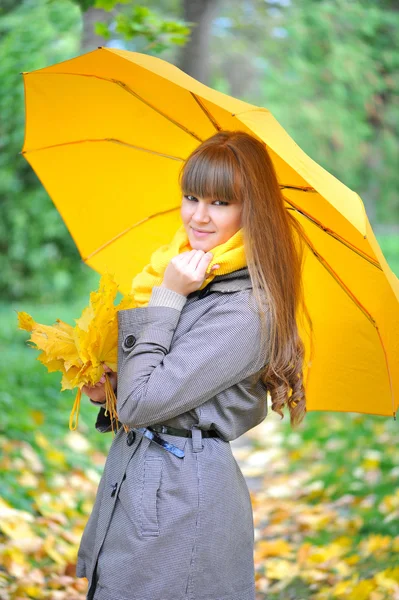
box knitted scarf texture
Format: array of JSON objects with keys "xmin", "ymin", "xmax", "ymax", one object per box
[{"xmin": 130, "ymin": 223, "xmax": 247, "ymax": 307}]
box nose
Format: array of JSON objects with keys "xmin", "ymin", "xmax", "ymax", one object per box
[{"xmin": 192, "ymin": 201, "xmax": 211, "ymax": 224}]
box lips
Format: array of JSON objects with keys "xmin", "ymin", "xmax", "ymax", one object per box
[{"xmin": 192, "ymin": 227, "xmax": 213, "ymax": 233}]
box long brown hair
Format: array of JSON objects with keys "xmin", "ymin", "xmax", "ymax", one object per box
[{"xmin": 178, "ymin": 130, "xmax": 311, "ymax": 429}]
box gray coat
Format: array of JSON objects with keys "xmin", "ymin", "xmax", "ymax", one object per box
[{"xmin": 76, "ymin": 267, "xmax": 270, "ymax": 600}]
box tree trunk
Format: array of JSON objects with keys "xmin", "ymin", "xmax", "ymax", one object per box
[
  {"xmin": 176, "ymin": 0, "xmax": 220, "ymax": 84},
  {"xmin": 81, "ymin": 7, "xmax": 116, "ymax": 53}
]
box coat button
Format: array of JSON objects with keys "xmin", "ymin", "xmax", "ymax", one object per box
[
  {"xmin": 124, "ymin": 334, "xmax": 136, "ymax": 348},
  {"xmin": 127, "ymin": 430, "xmax": 136, "ymax": 446}
]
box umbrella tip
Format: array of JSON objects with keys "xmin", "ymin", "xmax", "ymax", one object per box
[{"xmin": 98, "ymin": 46, "xmax": 103, "ymax": 49}]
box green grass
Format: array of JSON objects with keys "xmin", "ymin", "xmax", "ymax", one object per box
[
  {"xmin": 0, "ymin": 295, "xmax": 115, "ymax": 511},
  {"xmin": 279, "ymin": 411, "xmax": 399, "ymax": 538},
  {"xmin": 375, "ymin": 232, "xmax": 399, "ymax": 277}
]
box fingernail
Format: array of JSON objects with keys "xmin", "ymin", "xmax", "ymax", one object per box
[{"xmin": 99, "ymin": 375, "xmax": 105, "ymax": 383}]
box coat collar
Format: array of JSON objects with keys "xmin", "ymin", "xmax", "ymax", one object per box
[
  {"xmin": 210, "ymin": 266, "xmax": 252, "ymax": 292},
  {"xmin": 186, "ymin": 267, "xmax": 252, "ymax": 300}
]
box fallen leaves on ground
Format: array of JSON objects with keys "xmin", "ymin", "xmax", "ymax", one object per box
[
  {"xmin": 235, "ymin": 411, "xmax": 399, "ymax": 598},
  {"xmin": 0, "ymin": 410, "xmax": 398, "ymax": 598}
]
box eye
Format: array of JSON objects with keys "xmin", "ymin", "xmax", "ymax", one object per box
[{"xmin": 184, "ymin": 195, "xmax": 229, "ymax": 206}]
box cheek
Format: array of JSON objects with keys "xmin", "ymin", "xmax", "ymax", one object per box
[
  {"xmin": 219, "ymin": 208, "xmax": 242, "ymax": 231},
  {"xmin": 233, "ymin": 207, "xmax": 243, "ymax": 228},
  {"xmin": 180, "ymin": 205, "xmax": 188, "ymax": 222},
  {"xmin": 180, "ymin": 203, "xmax": 192, "ymax": 221}
]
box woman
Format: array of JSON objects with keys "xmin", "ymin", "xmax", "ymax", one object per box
[{"xmin": 77, "ymin": 130, "xmax": 308, "ymax": 600}]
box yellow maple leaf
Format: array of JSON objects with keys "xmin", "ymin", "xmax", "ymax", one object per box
[
  {"xmin": 265, "ymin": 558, "xmax": 299, "ymax": 581},
  {"xmin": 256, "ymin": 539, "xmax": 293, "ymax": 559},
  {"xmin": 16, "ymin": 311, "xmax": 35, "ymax": 332},
  {"xmin": 350, "ymin": 579, "xmax": 377, "ymax": 600},
  {"xmin": 75, "ymin": 272, "xmax": 119, "ymax": 370},
  {"xmin": 16, "ymin": 271, "xmax": 133, "ymax": 433}
]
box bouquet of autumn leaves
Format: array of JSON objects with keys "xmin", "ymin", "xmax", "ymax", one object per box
[{"xmin": 17, "ymin": 272, "xmax": 136, "ymax": 434}]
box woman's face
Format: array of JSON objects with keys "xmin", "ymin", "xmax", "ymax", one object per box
[{"xmin": 180, "ymin": 194, "xmax": 243, "ymax": 252}]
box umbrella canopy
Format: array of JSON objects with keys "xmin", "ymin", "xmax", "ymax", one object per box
[{"xmin": 21, "ymin": 47, "xmax": 399, "ymax": 418}]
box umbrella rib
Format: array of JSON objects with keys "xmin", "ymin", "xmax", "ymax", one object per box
[
  {"xmin": 303, "ymin": 234, "xmax": 376, "ymax": 325},
  {"xmin": 231, "ymin": 107, "xmax": 270, "ymax": 117},
  {"xmin": 190, "ymin": 101, "xmax": 269, "ymax": 126},
  {"xmin": 112, "ymin": 78, "xmax": 204, "ymax": 142},
  {"xmin": 82, "ymin": 205, "xmax": 181, "ymax": 262},
  {"xmin": 300, "ymin": 230, "xmax": 396, "ymax": 418},
  {"xmin": 190, "ymin": 93, "xmax": 222, "ymax": 131},
  {"xmin": 284, "ymin": 200, "xmax": 381, "ymax": 269},
  {"xmin": 21, "ymin": 138, "xmax": 185, "ymax": 161},
  {"xmin": 24, "ymin": 72, "xmax": 204, "ymax": 143},
  {"xmin": 281, "ymin": 185, "xmax": 317, "ymax": 193}
]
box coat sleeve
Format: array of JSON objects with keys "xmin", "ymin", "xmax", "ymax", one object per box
[
  {"xmin": 93, "ymin": 405, "xmax": 122, "ymax": 433},
  {"xmin": 89, "ymin": 390, "xmax": 120, "ymax": 434},
  {"xmin": 116, "ymin": 287, "xmax": 270, "ymax": 429},
  {"xmin": 87, "ymin": 285, "xmax": 187, "ymax": 432}
]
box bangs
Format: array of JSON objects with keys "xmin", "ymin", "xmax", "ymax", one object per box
[{"xmin": 180, "ymin": 146, "xmax": 243, "ymax": 203}]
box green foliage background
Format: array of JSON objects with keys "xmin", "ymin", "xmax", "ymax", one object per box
[
  {"xmin": 1, "ymin": 0, "xmax": 398, "ymax": 303},
  {"xmin": 0, "ymin": 1, "xmax": 398, "ymax": 597}
]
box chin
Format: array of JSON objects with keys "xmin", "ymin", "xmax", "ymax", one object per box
[
  {"xmin": 190, "ymin": 242, "xmax": 209, "ymax": 251},
  {"xmin": 189, "ymin": 239, "xmax": 214, "ymax": 252}
]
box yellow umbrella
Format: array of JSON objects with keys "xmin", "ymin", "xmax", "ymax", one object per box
[{"xmin": 20, "ymin": 47, "xmax": 399, "ymax": 419}]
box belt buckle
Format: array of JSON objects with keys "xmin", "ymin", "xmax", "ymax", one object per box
[{"xmin": 136, "ymin": 427, "xmax": 185, "ymax": 459}]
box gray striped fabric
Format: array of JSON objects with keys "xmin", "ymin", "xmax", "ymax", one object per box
[
  {"xmin": 88, "ymin": 285, "xmax": 186, "ymax": 408},
  {"xmin": 77, "ymin": 267, "xmax": 270, "ymax": 600}
]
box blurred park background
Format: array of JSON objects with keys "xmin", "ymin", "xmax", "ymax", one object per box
[{"xmin": 1, "ymin": 0, "xmax": 398, "ymax": 598}]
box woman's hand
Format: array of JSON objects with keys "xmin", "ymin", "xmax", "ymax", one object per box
[
  {"xmin": 161, "ymin": 250, "xmax": 220, "ymax": 296},
  {"xmin": 81, "ymin": 364, "xmax": 117, "ymax": 403}
]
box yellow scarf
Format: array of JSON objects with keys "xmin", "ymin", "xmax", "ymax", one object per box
[
  {"xmin": 131, "ymin": 223, "xmax": 247, "ymax": 307},
  {"xmin": 68, "ymin": 223, "xmax": 246, "ymax": 432}
]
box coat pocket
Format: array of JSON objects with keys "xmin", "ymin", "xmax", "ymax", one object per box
[{"xmin": 140, "ymin": 457, "xmax": 163, "ymax": 538}]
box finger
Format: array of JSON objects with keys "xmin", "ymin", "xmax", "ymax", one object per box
[
  {"xmin": 86, "ymin": 383, "xmax": 98, "ymax": 391},
  {"xmin": 82, "ymin": 385, "xmax": 97, "ymax": 397},
  {"xmin": 188, "ymin": 250, "xmax": 211, "ymax": 271},
  {"xmin": 196, "ymin": 252, "xmax": 214, "ymax": 275},
  {"xmin": 176, "ymin": 249, "xmax": 198, "ymax": 265}
]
